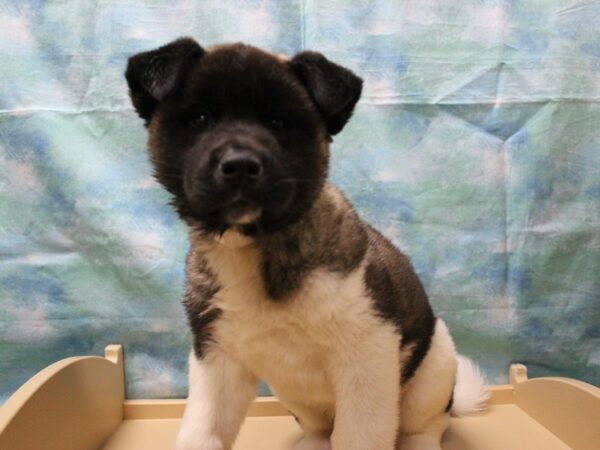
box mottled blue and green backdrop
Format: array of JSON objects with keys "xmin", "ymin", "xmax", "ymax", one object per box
[{"xmin": 1, "ymin": 0, "xmax": 599, "ymax": 402}]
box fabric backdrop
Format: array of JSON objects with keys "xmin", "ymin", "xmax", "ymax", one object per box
[{"xmin": 1, "ymin": 0, "xmax": 599, "ymax": 403}]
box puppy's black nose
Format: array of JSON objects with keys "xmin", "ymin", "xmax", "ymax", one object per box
[{"xmin": 217, "ymin": 150, "xmax": 264, "ymax": 184}]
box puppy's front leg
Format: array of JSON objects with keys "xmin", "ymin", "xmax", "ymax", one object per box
[
  {"xmin": 175, "ymin": 349, "xmax": 257, "ymax": 450},
  {"xmin": 330, "ymin": 337, "xmax": 401, "ymax": 450}
]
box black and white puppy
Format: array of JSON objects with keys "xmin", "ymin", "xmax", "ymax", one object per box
[{"xmin": 126, "ymin": 37, "xmax": 488, "ymax": 450}]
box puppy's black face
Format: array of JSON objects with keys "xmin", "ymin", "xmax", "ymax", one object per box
[
  {"xmin": 156, "ymin": 45, "xmax": 326, "ymax": 233},
  {"xmin": 126, "ymin": 38, "xmax": 362, "ymax": 234}
]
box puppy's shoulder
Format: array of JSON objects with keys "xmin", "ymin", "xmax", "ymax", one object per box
[{"xmin": 258, "ymin": 183, "xmax": 368, "ymax": 299}]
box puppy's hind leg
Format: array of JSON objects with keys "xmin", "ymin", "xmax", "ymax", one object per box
[
  {"xmin": 396, "ymin": 410, "xmax": 449, "ymax": 450},
  {"xmin": 294, "ymin": 435, "xmax": 332, "ymax": 450},
  {"xmin": 398, "ymin": 319, "xmax": 457, "ymax": 450},
  {"xmin": 397, "ymin": 431, "xmax": 444, "ymax": 450},
  {"xmin": 277, "ymin": 399, "xmax": 332, "ymax": 450},
  {"xmin": 396, "ymin": 399, "xmax": 449, "ymax": 450}
]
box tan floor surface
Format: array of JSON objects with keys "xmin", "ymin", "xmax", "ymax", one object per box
[{"xmin": 101, "ymin": 404, "xmax": 570, "ymax": 450}]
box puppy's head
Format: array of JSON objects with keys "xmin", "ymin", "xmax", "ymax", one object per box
[{"xmin": 126, "ymin": 38, "xmax": 362, "ymax": 234}]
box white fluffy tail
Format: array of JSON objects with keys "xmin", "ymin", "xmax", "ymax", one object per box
[{"xmin": 450, "ymin": 355, "xmax": 490, "ymax": 417}]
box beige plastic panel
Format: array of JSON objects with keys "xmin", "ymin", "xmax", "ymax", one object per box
[
  {"xmin": 0, "ymin": 345, "xmax": 124, "ymax": 450},
  {"xmin": 514, "ymin": 377, "xmax": 600, "ymax": 450},
  {"xmin": 444, "ymin": 405, "xmax": 571, "ymax": 450},
  {"xmin": 2, "ymin": 347, "xmax": 600, "ymax": 450}
]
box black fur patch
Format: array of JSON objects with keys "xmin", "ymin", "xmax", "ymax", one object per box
[
  {"xmin": 363, "ymin": 226, "xmax": 436, "ymax": 384},
  {"xmin": 183, "ymin": 251, "xmax": 222, "ymax": 358},
  {"xmin": 258, "ymin": 186, "xmax": 368, "ymax": 300}
]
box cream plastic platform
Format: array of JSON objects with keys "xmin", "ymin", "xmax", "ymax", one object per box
[{"xmin": 1, "ymin": 345, "xmax": 599, "ymax": 450}]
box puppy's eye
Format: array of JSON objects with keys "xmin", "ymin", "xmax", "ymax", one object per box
[
  {"xmin": 189, "ymin": 111, "xmax": 211, "ymax": 129},
  {"xmin": 269, "ymin": 118, "xmax": 285, "ymax": 130}
]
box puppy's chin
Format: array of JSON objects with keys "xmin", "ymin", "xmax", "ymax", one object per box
[
  {"xmin": 185, "ymin": 181, "xmax": 306, "ymax": 235},
  {"xmin": 226, "ymin": 206, "xmax": 262, "ymax": 226}
]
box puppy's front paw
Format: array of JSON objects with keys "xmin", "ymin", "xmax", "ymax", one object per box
[
  {"xmin": 293, "ymin": 435, "xmax": 332, "ymax": 450},
  {"xmin": 174, "ymin": 434, "xmax": 225, "ymax": 450}
]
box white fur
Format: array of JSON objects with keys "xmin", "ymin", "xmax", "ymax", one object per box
[
  {"xmin": 451, "ymin": 355, "xmax": 490, "ymax": 417},
  {"xmin": 294, "ymin": 435, "xmax": 332, "ymax": 450},
  {"xmin": 175, "ymin": 350, "xmax": 257, "ymax": 450},
  {"xmin": 177, "ymin": 230, "xmax": 486, "ymax": 450},
  {"xmin": 396, "ymin": 319, "xmax": 457, "ymax": 449}
]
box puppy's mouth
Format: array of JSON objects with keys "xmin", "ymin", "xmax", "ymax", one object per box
[
  {"xmin": 184, "ymin": 175, "xmax": 297, "ymax": 233},
  {"xmin": 225, "ymin": 199, "xmax": 262, "ymax": 225}
]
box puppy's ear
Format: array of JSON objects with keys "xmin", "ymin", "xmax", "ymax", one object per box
[
  {"xmin": 125, "ymin": 37, "xmax": 204, "ymax": 125},
  {"xmin": 290, "ymin": 51, "xmax": 362, "ymax": 135}
]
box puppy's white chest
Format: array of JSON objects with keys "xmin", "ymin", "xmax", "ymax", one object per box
[
  {"xmin": 203, "ymin": 232, "xmax": 373, "ymax": 403},
  {"xmin": 223, "ymin": 304, "xmax": 334, "ymax": 404},
  {"xmin": 216, "ymin": 274, "xmax": 343, "ymax": 402}
]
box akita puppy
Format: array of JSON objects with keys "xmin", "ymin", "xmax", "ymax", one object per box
[{"xmin": 126, "ymin": 37, "xmax": 488, "ymax": 450}]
